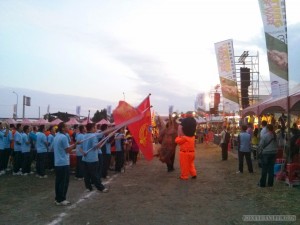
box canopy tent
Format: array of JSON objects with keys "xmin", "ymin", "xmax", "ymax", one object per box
[
  {"xmin": 194, "ymin": 117, "xmax": 207, "ymax": 124},
  {"xmin": 242, "ymin": 84, "xmax": 300, "ymax": 117},
  {"xmin": 5, "ymin": 118, "xmax": 17, "ymax": 125},
  {"xmin": 50, "ymin": 118, "xmax": 63, "ymax": 125},
  {"xmin": 33, "ymin": 118, "xmax": 49, "ymax": 125},
  {"xmin": 66, "ymin": 117, "xmax": 80, "ymax": 126},
  {"xmin": 81, "ymin": 118, "xmax": 93, "ymax": 125},
  {"xmin": 96, "ymin": 119, "xmax": 111, "ymax": 125},
  {"xmin": 21, "ymin": 118, "xmax": 32, "ymax": 125}
]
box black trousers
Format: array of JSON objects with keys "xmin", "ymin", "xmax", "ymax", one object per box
[
  {"xmin": 75, "ymin": 156, "xmax": 84, "ymax": 178},
  {"xmin": 83, "ymin": 161, "xmax": 105, "ymax": 191},
  {"xmin": 55, "ymin": 165, "xmax": 70, "ymax": 202},
  {"xmin": 131, "ymin": 151, "xmax": 139, "ymax": 164},
  {"xmin": 238, "ymin": 151, "xmax": 253, "ymax": 173},
  {"xmin": 102, "ymin": 154, "xmax": 111, "ymax": 178},
  {"xmin": 13, "ymin": 151, "xmax": 22, "ymax": 173},
  {"xmin": 47, "ymin": 152, "xmax": 54, "ymax": 170},
  {"xmin": 221, "ymin": 143, "xmax": 228, "ymax": 160},
  {"xmin": 259, "ymin": 154, "xmax": 276, "ymax": 187},
  {"xmin": 115, "ymin": 151, "xmax": 124, "ymax": 172},
  {"xmin": 36, "ymin": 152, "xmax": 47, "ymax": 176},
  {"xmin": 22, "ymin": 152, "xmax": 32, "ymax": 173},
  {"xmin": 0, "ymin": 148, "xmax": 11, "ymax": 171}
]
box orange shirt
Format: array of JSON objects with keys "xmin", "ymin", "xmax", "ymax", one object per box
[{"xmin": 175, "ymin": 136, "xmax": 195, "ymax": 152}]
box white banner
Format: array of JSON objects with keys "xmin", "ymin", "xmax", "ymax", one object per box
[
  {"xmin": 107, "ymin": 105, "xmax": 112, "ymax": 116},
  {"xmin": 258, "ymin": 0, "xmax": 288, "ymax": 97},
  {"xmin": 214, "ymin": 39, "xmax": 239, "ymax": 112},
  {"xmin": 76, "ymin": 106, "xmax": 81, "ymax": 116},
  {"xmin": 195, "ymin": 93, "xmax": 205, "ymax": 111},
  {"xmin": 168, "ymin": 105, "xmax": 174, "ymax": 115}
]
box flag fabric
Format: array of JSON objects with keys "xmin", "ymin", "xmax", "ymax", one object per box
[
  {"xmin": 258, "ymin": 0, "xmax": 288, "ymax": 98},
  {"xmin": 112, "ymin": 95, "xmax": 153, "ymax": 161},
  {"xmin": 113, "ymin": 101, "xmax": 141, "ymax": 125},
  {"xmin": 76, "ymin": 106, "xmax": 81, "ymax": 116},
  {"xmin": 214, "ymin": 39, "xmax": 239, "ymax": 113},
  {"xmin": 128, "ymin": 94, "xmax": 153, "ymax": 161}
]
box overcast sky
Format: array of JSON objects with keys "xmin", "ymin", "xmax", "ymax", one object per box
[{"xmin": 0, "ymin": 0, "xmax": 299, "ymax": 118}]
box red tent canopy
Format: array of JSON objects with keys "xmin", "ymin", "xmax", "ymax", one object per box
[
  {"xmin": 33, "ymin": 118, "xmax": 49, "ymax": 125},
  {"xmin": 5, "ymin": 118, "xmax": 17, "ymax": 125},
  {"xmin": 242, "ymin": 84, "xmax": 300, "ymax": 116},
  {"xmin": 96, "ymin": 119, "xmax": 110, "ymax": 125},
  {"xmin": 66, "ymin": 117, "xmax": 80, "ymax": 126},
  {"xmin": 50, "ymin": 118, "xmax": 63, "ymax": 125},
  {"xmin": 21, "ymin": 118, "xmax": 32, "ymax": 125},
  {"xmin": 81, "ymin": 118, "xmax": 93, "ymax": 125}
]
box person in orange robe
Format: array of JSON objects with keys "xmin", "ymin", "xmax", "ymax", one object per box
[{"xmin": 175, "ymin": 117, "xmax": 197, "ymax": 180}]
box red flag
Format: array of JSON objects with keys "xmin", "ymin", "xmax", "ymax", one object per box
[
  {"xmin": 128, "ymin": 94, "xmax": 153, "ymax": 161},
  {"xmin": 112, "ymin": 101, "xmax": 141, "ymax": 125}
]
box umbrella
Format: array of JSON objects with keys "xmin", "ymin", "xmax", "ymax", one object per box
[
  {"xmin": 33, "ymin": 118, "xmax": 49, "ymax": 125},
  {"xmin": 66, "ymin": 117, "xmax": 80, "ymax": 126},
  {"xmin": 50, "ymin": 118, "xmax": 63, "ymax": 125},
  {"xmin": 96, "ymin": 119, "xmax": 110, "ymax": 125}
]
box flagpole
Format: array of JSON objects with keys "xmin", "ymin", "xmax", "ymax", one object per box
[{"xmin": 136, "ymin": 93, "xmax": 151, "ymax": 108}]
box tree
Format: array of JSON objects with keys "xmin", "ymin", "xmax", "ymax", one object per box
[{"xmin": 92, "ymin": 109, "xmax": 107, "ymax": 123}]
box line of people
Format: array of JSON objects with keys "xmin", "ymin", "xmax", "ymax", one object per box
[{"xmin": 0, "ymin": 121, "xmax": 141, "ymax": 206}]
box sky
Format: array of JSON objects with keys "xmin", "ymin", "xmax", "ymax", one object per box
[{"xmin": 0, "ymin": 0, "xmax": 300, "ymax": 118}]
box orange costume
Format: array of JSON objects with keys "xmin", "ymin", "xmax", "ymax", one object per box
[{"xmin": 175, "ymin": 117, "xmax": 197, "ymax": 180}]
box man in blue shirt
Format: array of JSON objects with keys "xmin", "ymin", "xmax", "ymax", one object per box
[
  {"xmin": 36, "ymin": 125, "xmax": 48, "ymax": 178},
  {"xmin": 53, "ymin": 122, "xmax": 77, "ymax": 206},
  {"xmin": 13, "ymin": 123, "xmax": 23, "ymax": 175},
  {"xmin": 21, "ymin": 125, "xmax": 31, "ymax": 175},
  {"xmin": 0, "ymin": 122, "xmax": 10, "ymax": 175},
  {"xmin": 237, "ymin": 125, "xmax": 253, "ymax": 174},
  {"xmin": 82, "ymin": 123, "xmax": 108, "ymax": 193}
]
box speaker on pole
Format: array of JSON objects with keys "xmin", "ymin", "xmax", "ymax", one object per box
[
  {"xmin": 240, "ymin": 67, "xmax": 250, "ymax": 109},
  {"xmin": 214, "ymin": 92, "xmax": 220, "ymax": 109}
]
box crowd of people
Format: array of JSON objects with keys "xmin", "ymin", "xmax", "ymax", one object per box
[
  {"xmin": 0, "ymin": 121, "xmax": 141, "ymax": 205},
  {"xmin": 219, "ymin": 114, "xmax": 300, "ymax": 188},
  {"xmin": 1, "ymin": 113, "xmax": 300, "ymax": 205}
]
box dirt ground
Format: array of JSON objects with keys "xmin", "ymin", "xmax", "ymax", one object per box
[{"xmin": 0, "ymin": 143, "xmax": 299, "ymax": 225}]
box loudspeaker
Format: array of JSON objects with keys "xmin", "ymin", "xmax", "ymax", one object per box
[
  {"xmin": 240, "ymin": 67, "xmax": 250, "ymax": 88},
  {"xmin": 240, "ymin": 67, "xmax": 250, "ymax": 109}
]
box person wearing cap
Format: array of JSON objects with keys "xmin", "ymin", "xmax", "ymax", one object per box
[{"xmin": 175, "ymin": 117, "xmax": 197, "ymax": 180}]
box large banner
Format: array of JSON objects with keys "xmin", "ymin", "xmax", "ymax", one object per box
[
  {"xmin": 214, "ymin": 39, "xmax": 240, "ymax": 113},
  {"xmin": 258, "ymin": 0, "xmax": 288, "ymax": 98}
]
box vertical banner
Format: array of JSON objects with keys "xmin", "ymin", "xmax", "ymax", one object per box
[
  {"xmin": 24, "ymin": 96, "xmax": 31, "ymax": 106},
  {"xmin": 13, "ymin": 104, "xmax": 17, "ymax": 118},
  {"xmin": 258, "ymin": 0, "xmax": 288, "ymax": 98},
  {"xmin": 168, "ymin": 105, "xmax": 174, "ymax": 115},
  {"xmin": 107, "ymin": 105, "xmax": 112, "ymax": 116},
  {"xmin": 195, "ymin": 93, "xmax": 205, "ymax": 111},
  {"xmin": 76, "ymin": 106, "xmax": 81, "ymax": 116},
  {"xmin": 214, "ymin": 39, "xmax": 239, "ymax": 113}
]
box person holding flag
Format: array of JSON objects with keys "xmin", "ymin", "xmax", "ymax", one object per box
[{"xmin": 82, "ymin": 123, "xmax": 108, "ymax": 193}]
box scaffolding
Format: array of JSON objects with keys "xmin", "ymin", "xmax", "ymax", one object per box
[{"xmin": 235, "ymin": 51, "xmax": 260, "ymax": 109}]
